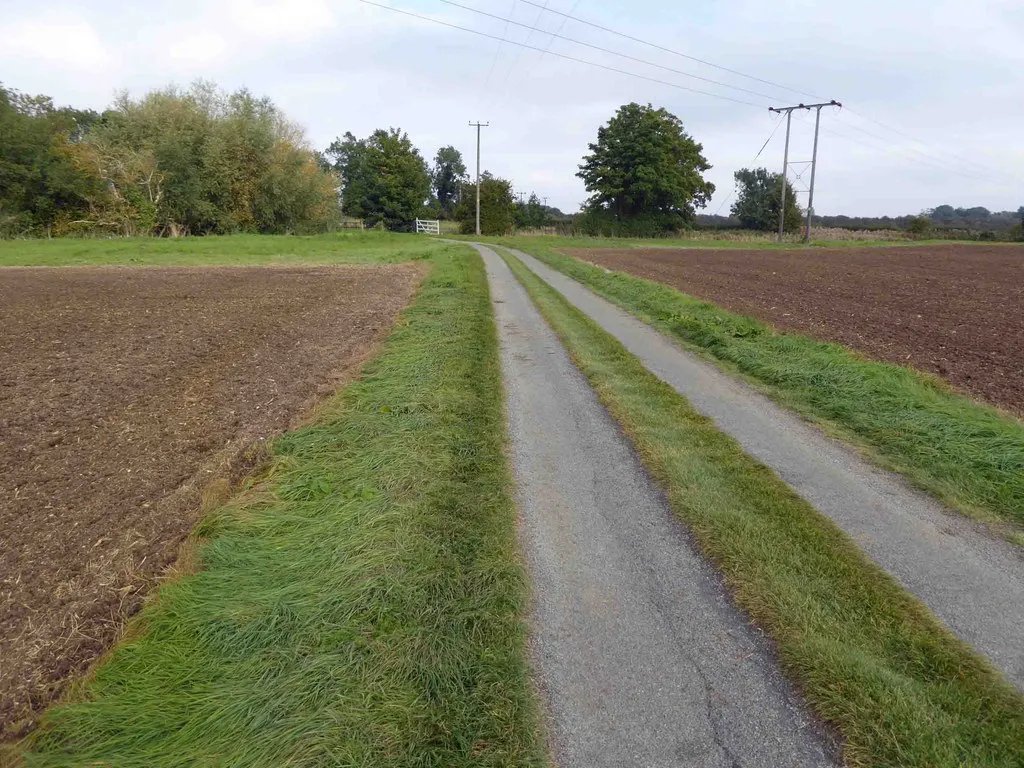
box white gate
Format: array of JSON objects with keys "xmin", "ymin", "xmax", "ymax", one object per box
[{"xmin": 415, "ymin": 219, "xmax": 440, "ymax": 235}]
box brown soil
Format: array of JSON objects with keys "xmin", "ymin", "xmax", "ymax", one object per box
[
  {"xmin": 0, "ymin": 263, "xmax": 426, "ymax": 740},
  {"xmin": 567, "ymin": 245, "xmax": 1024, "ymax": 415}
]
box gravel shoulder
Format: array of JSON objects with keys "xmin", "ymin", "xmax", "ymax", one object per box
[
  {"xmin": 476, "ymin": 244, "xmax": 837, "ymax": 767},
  {"xmin": 506, "ymin": 246, "xmax": 1024, "ymax": 691}
]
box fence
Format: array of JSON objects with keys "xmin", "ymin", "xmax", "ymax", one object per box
[{"xmin": 415, "ymin": 219, "xmax": 440, "ymax": 235}]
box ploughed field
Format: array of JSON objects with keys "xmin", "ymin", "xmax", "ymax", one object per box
[
  {"xmin": 0, "ymin": 264, "xmax": 425, "ymax": 740},
  {"xmin": 568, "ymin": 244, "xmax": 1024, "ymax": 415}
]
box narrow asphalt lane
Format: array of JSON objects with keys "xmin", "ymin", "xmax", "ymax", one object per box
[
  {"xmin": 504, "ymin": 245, "xmax": 1024, "ymax": 691},
  {"xmin": 475, "ymin": 244, "xmax": 837, "ymax": 768}
]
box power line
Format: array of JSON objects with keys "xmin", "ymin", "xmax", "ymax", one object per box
[
  {"xmin": 438, "ymin": 0, "xmax": 779, "ymax": 101},
  {"xmin": 497, "ymin": 0, "xmax": 550, "ymax": 91},
  {"xmin": 517, "ymin": 0, "xmax": 585, "ymax": 98},
  {"xmin": 839, "ymin": 107, "xmax": 1016, "ymax": 182},
  {"xmin": 833, "ymin": 112, "xmax": 997, "ymax": 179},
  {"xmin": 788, "ymin": 111, "xmax": 991, "ymax": 181},
  {"xmin": 519, "ymin": 0, "xmax": 1018, "ymax": 190},
  {"xmin": 535, "ymin": 0, "xmax": 583, "ymax": 59},
  {"xmin": 517, "ymin": 0, "xmax": 821, "ymax": 101},
  {"xmin": 358, "ymin": 0, "xmax": 766, "ymax": 108},
  {"xmin": 480, "ymin": 0, "xmax": 517, "ymax": 98}
]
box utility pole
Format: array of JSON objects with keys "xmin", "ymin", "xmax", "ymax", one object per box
[
  {"xmin": 768, "ymin": 100, "xmax": 840, "ymax": 243},
  {"xmin": 775, "ymin": 110, "xmax": 793, "ymax": 242},
  {"xmin": 804, "ymin": 106, "xmax": 825, "ymax": 244},
  {"xmin": 469, "ymin": 121, "xmax": 488, "ymax": 236}
]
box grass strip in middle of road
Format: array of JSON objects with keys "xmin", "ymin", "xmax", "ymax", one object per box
[
  {"xmin": 496, "ymin": 239, "xmax": 1024, "ymax": 536},
  {"xmin": 20, "ymin": 247, "xmax": 546, "ymax": 767},
  {"xmin": 498, "ymin": 247, "xmax": 1024, "ymax": 768}
]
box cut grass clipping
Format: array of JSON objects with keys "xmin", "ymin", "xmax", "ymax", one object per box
[
  {"xmin": 493, "ymin": 239, "xmax": 1024, "ymax": 536},
  {"xmin": 499, "ymin": 248, "xmax": 1024, "ymax": 767},
  {"xmin": 17, "ymin": 248, "xmax": 546, "ymax": 767}
]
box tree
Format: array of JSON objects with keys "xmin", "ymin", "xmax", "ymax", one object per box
[
  {"xmin": 730, "ymin": 167, "xmax": 801, "ymax": 232},
  {"xmin": 326, "ymin": 128, "xmax": 430, "ymax": 229},
  {"xmin": 79, "ymin": 83, "xmax": 338, "ymax": 236},
  {"xmin": 454, "ymin": 172, "xmax": 514, "ymax": 235},
  {"xmin": 327, "ymin": 132, "xmax": 370, "ymax": 218},
  {"xmin": 929, "ymin": 204, "xmax": 956, "ymax": 224},
  {"xmin": 0, "ymin": 84, "xmax": 102, "ymax": 235},
  {"xmin": 906, "ymin": 215, "xmax": 933, "ymax": 236},
  {"xmin": 514, "ymin": 192, "xmax": 547, "ymax": 229},
  {"xmin": 1011, "ymin": 206, "xmax": 1024, "ymax": 242},
  {"xmin": 577, "ymin": 102, "xmax": 714, "ymax": 234},
  {"xmin": 431, "ymin": 145, "xmax": 466, "ymax": 218}
]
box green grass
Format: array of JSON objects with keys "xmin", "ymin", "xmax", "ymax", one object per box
[
  {"xmin": 486, "ymin": 238, "xmax": 1024, "ymax": 535},
  {"xmin": 15, "ymin": 245, "xmax": 545, "ymax": 767},
  {"xmin": 0, "ymin": 231, "xmax": 445, "ymax": 266},
  {"xmin": 498, "ymin": 247, "xmax": 1024, "ymax": 768}
]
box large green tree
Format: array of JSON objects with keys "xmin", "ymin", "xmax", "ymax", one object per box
[
  {"xmin": 454, "ymin": 173, "xmax": 514, "ymax": 235},
  {"xmin": 327, "ymin": 128, "xmax": 430, "ymax": 229},
  {"xmin": 730, "ymin": 167, "xmax": 802, "ymax": 232},
  {"xmin": 431, "ymin": 145, "xmax": 466, "ymax": 218},
  {"xmin": 577, "ymin": 102, "xmax": 714, "ymax": 233}
]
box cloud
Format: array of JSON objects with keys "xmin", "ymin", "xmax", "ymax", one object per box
[
  {"xmin": 166, "ymin": 29, "xmax": 231, "ymax": 66},
  {"xmin": 225, "ymin": 0, "xmax": 337, "ymax": 43},
  {"xmin": 0, "ymin": 14, "xmax": 115, "ymax": 73}
]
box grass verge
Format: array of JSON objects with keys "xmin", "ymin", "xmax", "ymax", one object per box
[
  {"xmin": 499, "ymin": 247, "xmax": 1024, "ymax": 768},
  {"xmin": 490, "ymin": 239, "xmax": 1024, "ymax": 536},
  {"xmin": 13, "ymin": 247, "xmax": 545, "ymax": 767},
  {"xmin": 0, "ymin": 231, "xmax": 443, "ymax": 266}
]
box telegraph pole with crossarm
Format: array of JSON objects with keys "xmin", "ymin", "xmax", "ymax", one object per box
[
  {"xmin": 768, "ymin": 100, "xmax": 841, "ymax": 243},
  {"xmin": 469, "ymin": 121, "xmax": 489, "ymax": 236}
]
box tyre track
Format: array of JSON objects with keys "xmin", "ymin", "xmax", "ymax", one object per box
[
  {"xmin": 503, "ymin": 244, "xmax": 1024, "ymax": 691},
  {"xmin": 475, "ymin": 244, "xmax": 837, "ymax": 767}
]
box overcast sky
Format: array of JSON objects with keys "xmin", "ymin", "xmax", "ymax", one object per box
[{"xmin": 2, "ymin": 0, "xmax": 1021, "ymax": 216}]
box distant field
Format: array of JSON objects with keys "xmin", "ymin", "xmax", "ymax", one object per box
[
  {"xmin": 0, "ymin": 263, "xmax": 426, "ymax": 739},
  {"xmin": 572, "ymin": 244, "xmax": 1024, "ymax": 415},
  {"xmin": 0, "ymin": 232, "xmax": 441, "ymax": 266}
]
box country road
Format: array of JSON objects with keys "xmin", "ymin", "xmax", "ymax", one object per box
[
  {"xmin": 500, "ymin": 244, "xmax": 1024, "ymax": 692},
  {"xmin": 475, "ymin": 243, "xmax": 838, "ymax": 767}
]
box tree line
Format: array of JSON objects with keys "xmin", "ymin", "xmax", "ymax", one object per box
[
  {"xmin": 1, "ymin": 76, "xmax": 567, "ymax": 239},
  {"xmin": 5, "ymin": 82, "xmax": 1020, "ymax": 240},
  {"xmin": 1, "ymin": 81, "xmax": 340, "ymax": 237},
  {"xmin": 322, "ymin": 129, "xmax": 565, "ymax": 234},
  {"xmin": 702, "ymin": 204, "xmax": 1024, "ymax": 239}
]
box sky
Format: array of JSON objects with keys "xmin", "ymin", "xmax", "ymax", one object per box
[{"xmin": 1, "ymin": 0, "xmax": 1021, "ymax": 217}]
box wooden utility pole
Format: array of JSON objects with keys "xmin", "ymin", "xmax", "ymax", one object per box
[
  {"xmin": 768, "ymin": 100, "xmax": 841, "ymax": 243},
  {"xmin": 469, "ymin": 121, "xmax": 489, "ymax": 236}
]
